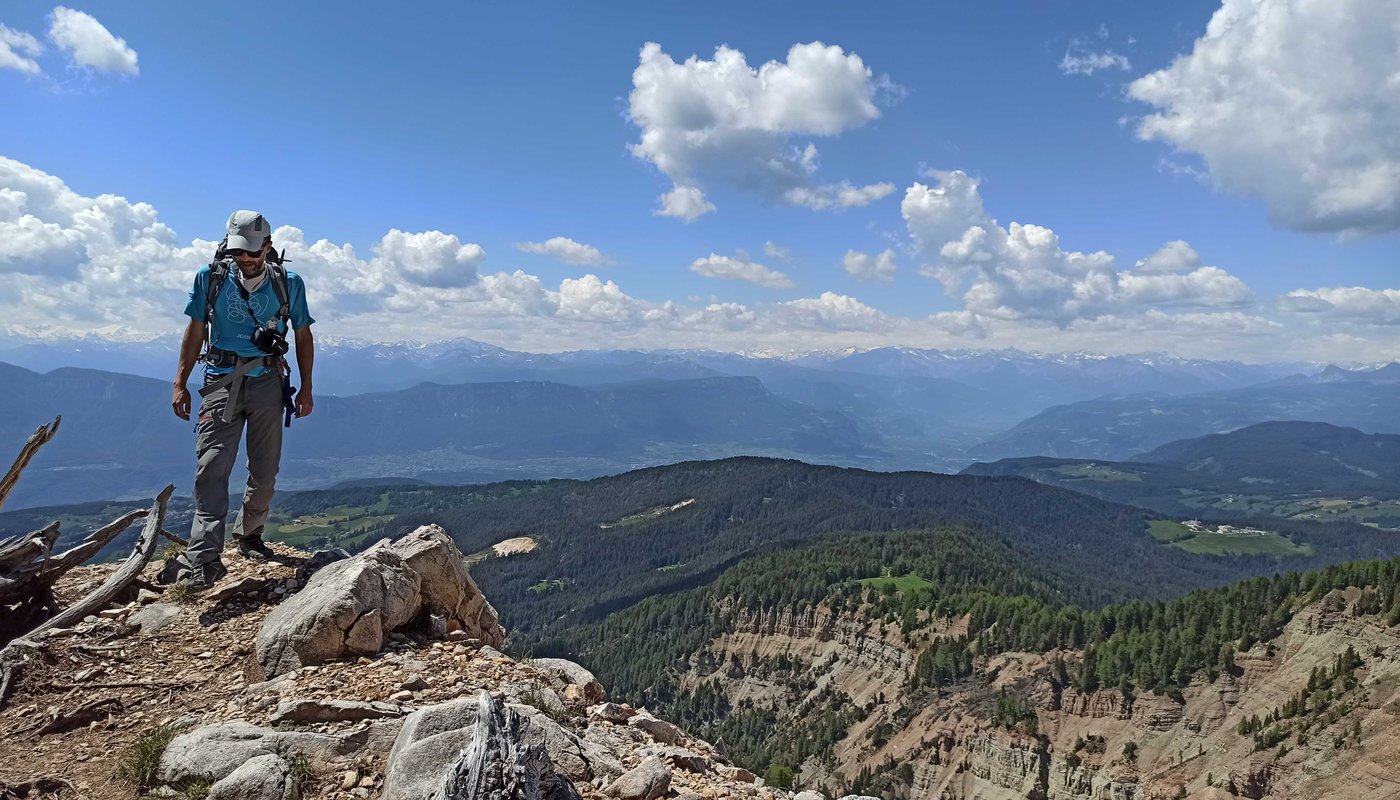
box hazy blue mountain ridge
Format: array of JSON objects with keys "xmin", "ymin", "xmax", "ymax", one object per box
[{"xmin": 971, "ymin": 370, "xmax": 1400, "ymax": 461}]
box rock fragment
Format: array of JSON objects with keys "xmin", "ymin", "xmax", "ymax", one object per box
[{"xmin": 605, "ymin": 755, "xmax": 671, "ymax": 800}]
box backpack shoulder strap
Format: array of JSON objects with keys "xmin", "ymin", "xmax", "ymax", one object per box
[
  {"xmin": 206, "ymin": 261, "xmax": 230, "ymax": 325},
  {"xmin": 268, "ymin": 264, "xmax": 291, "ymax": 324}
]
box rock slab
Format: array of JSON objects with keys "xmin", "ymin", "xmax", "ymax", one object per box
[
  {"xmin": 207, "ymin": 753, "xmax": 297, "ymax": 800},
  {"xmin": 392, "ymin": 525, "xmax": 505, "ymax": 646},
  {"xmin": 157, "ymin": 722, "xmax": 359, "ymax": 785}
]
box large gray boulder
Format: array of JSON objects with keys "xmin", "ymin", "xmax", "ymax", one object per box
[
  {"xmin": 207, "ymin": 754, "xmax": 297, "ymax": 800},
  {"xmin": 255, "ymin": 527, "xmax": 504, "ymax": 677},
  {"xmin": 392, "ymin": 525, "xmax": 505, "ymax": 646},
  {"xmin": 605, "ymin": 756, "xmax": 670, "ymax": 800},
  {"xmin": 255, "ymin": 541, "xmax": 421, "ymax": 677},
  {"xmin": 157, "ymin": 722, "xmax": 357, "ymax": 785}
]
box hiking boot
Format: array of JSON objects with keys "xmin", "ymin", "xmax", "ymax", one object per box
[
  {"xmin": 180, "ymin": 559, "xmax": 227, "ymax": 590},
  {"xmin": 236, "ymin": 536, "xmax": 276, "ymax": 562}
]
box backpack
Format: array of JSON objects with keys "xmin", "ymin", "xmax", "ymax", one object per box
[{"xmin": 205, "ymin": 237, "xmax": 292, "ymax": 334}]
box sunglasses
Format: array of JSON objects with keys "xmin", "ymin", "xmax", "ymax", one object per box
[{"xmin": 227, "ymin": 247, "xmax": 265, "ymax": 258}]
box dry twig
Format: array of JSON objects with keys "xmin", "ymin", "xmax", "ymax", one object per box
[{"xmin": 30, "ymin": 697, "xmax": 123, "ymax": 736}]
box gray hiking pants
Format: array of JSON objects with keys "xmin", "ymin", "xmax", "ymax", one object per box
[{"xmin": 185, "ymin": 371, "xmax": 284, "ymax": 567}]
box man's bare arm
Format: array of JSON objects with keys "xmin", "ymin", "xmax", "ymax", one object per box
[
  {"xmin": 172, "ymin": 318, "xmax": 206, "ymax": 420},
  {"xmin": 293, "ymin": 326, "xmax": 315, "ymax": 417}
]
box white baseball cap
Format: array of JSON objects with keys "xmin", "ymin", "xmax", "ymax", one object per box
[{"xmin": 226, "ymin": 210, "xmax": 270, "ymax": 251}]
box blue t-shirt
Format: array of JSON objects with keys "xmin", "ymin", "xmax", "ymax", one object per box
[{"xmin": 184, "ymin": 264, "xmax": 315, "ymax": 376}]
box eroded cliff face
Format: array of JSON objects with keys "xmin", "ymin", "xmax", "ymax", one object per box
[{"xmin": 677, "ymin": 590, "xmax": 1400, "ymax": 800}]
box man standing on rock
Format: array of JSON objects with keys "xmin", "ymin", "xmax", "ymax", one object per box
[{"xmin": 169, "ymin": 210, "xmax": 316, "ymax": 588}]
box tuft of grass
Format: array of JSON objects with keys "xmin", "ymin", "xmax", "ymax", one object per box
[
  {"xmin": 518, "ymin": 684, "xmax": 581, "ymax": 726},
  {"xmin": 284, "ymin": 751, "xmax": 313, "ymax": 784},
  {"xmin": 145, "ymin": 779, "xmax": 211, "ymax": 800},
  {"xmin": 158, "ymin": 540, "xmax": 187, "ymax": 560},
  {"xmin": 164, "ymin": 580, "xmax": 198, "ymax": 605},
  {"xmin": 116, "ymin": 725, "xmax": 177, "ymax": 789}
]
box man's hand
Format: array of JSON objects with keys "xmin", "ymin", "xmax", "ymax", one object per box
[
  {"xmin": 295, "ymin": 387, "xmax": 314, "ymax": 418},
  {"xmin": 172, "ymin": 383, "xmax": 192, "ymax": 420}
]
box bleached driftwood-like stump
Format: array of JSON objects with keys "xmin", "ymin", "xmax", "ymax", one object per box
[{"xmin": 438, "ymin": 691, "xmax": 580, "ymax": 800}]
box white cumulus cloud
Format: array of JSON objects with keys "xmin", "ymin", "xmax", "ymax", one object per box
[
  {"xmin": 514, "ymin": 236, "xmax": 611, "ymax": 266},
  {"xmin": 656, "ymin": 185, "xmax": 716, "ymax": 222},
  {"xmin": 4, "ymin": 154, "xmax": 1393, "ymax": 362},
  {"xmin": 1128, "ymin": 0, "xmax": 1400, "ymax": 235},
  {"xmin": 763, "ymin": 241, "xmax": 790, "ymax": 261},
  {"xmin": 690, "ymin": 253, "xmax": 795, "ymax": 289},
  {"xmin": 1279, "ymin": 287, "xmax": 1400, "ymax": 324},
  {"xmin": 49, "ymin": 7, "xmax": 138, "ymax": 75},
  {"xmin": 1134, "ymin": 240, "xmax": 1201, "ymax": 273},
  {"xmin": 0, "ymin": 24, "xmax": 43, "ymax": 75},
  {"xmin": 904, "ymin": 170, "xmax": 1252, "ymax": 324},
  {"xmin": 773, "ymin": 292, "xmax": 889, "ymax": 330},
  {"xmin": 629, "ymin": 41, "xmax": 897, "ymax": 217},
  {"xmin": 785, "ymin": 181, "xmax": 896, "ymax": 210},
  {"xmin": 843, "ymin": 248, "xmax": 896, "ymax": 283},
  {"xmin": 373, "ymin": 229, "xmax": 484, "ymax": 289}
]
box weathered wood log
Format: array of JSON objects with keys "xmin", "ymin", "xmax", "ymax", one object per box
[
  {"xmin": 438, "ymin": 691, "xmax": 580, "ymax": 800},
  {"xmin": 0, "ymin": 417, "xmax": 60, "ymax": 513},
  {"xmin": 0, "ymin": 485, "xmax": 174, "ymax": 710},
  {"xmin": 24, "ymin": 485, "xmax": 173, "ymax": 639},
  {"xmin": 0, "ymin": 522, "xmax": 61, "ymax": 572},
  {"xmin": 0, "ymin": 511, "xmax": 147, "ymax": 607}
]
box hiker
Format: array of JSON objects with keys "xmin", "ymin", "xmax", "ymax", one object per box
[{"xmin": 169, "ymin": 210, "xmax": 316, "ymax": 587}]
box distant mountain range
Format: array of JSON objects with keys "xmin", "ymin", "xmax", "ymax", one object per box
[
  {"xmin": 970, "ymin": 365, "xmax": 1400, "ymax": 462},
  {"xmin": 2, "ymin": 341, "xmax": 1394, "ymax": 510},
  {"xmin": 0, "ymin": 365, "xmax": 880, "ymax": 508},
  {"xmin": 0, "ymin": 335, "xmax": 1297, "ymax": 402}
]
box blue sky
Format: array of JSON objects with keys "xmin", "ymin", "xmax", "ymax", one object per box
[{"xmin": 1, "ymin": 1, "xmax": 1396, "ymax": 361}]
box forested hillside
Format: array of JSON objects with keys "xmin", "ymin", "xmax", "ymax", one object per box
[
  {"xmin": 406, "ymin": 457, "xmax": 1394, "ymax": 638},
  {"xmin": 557, "ymin": 525, "xmax": 1400, "ymax": 787},
  {"xmin": 963, "ymin": 422, "xmax": 1400, "ymax": 526}
]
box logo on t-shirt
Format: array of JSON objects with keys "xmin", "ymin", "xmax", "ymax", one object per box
[{"xmin": 226, "ymin": 289, "xmax": 272, "ymax": 323}]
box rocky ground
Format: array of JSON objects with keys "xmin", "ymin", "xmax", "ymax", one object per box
[{"xmin": 0, "ymin": 532, "xmax": 837, "ymax": 800}]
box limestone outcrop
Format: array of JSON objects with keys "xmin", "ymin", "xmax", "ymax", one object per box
[{"xmin": 255, "ymin": 526, "xmax": 503, "ymax": 677}]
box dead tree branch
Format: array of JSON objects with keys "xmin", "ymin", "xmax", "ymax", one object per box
[
  {"xmin": 0, "ymin": 521, "xmax": 61, "ymax": 573},
  {"xmin": 0, "ymin": 511, "xmax": 147, "ymax": 608},
  {"xmin": 0, "ymin": 484, "xmax": 174, "ymax": 711},
  {"xmin": 0, "ymin": 417, "xmax": 60, "ymax": 513}
]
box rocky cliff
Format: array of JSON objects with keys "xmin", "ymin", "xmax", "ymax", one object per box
[{"xmin": 674, "ymin": 591, "xmax": 1400, "ymax": 800}]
